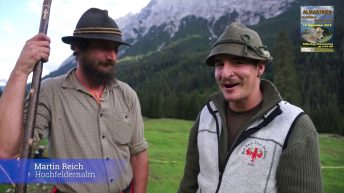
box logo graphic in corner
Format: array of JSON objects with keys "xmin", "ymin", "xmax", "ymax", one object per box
[{"xmin": 242, "ymin": 141, "xmax": 267, "ymax": 165}]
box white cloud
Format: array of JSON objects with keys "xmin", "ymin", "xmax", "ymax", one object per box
[
  {"xmin": 0, "ymin": 21, "xmax": 15, "ymax": 33},
  {"xmin": 0, "ymin": 80, "xmax": 7, "ymax": 87},
  {"xmin": 28, "ymin": 0, "xmax": 42, "ymax": 14}
]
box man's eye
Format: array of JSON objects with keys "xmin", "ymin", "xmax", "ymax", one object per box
[
  {"xmin": 233, "ymin": 61, "xmax": 244, "ymax": 65},
  {"xmin": 97, "ymin": 45, "xmax": 118, "ymax": 52},
  {"xmin": 214, "ymin": 62, "xmax": 224, "ymax": 67}
]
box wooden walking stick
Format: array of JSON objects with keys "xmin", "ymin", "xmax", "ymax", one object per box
[{"xmin": 14, "ymin": 0, "xmax": 52, "ymax": 192}]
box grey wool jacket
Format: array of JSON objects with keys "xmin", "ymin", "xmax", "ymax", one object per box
[{"xmin": 178, "ymin": 79, "xmax": 323, "ymax": 193}]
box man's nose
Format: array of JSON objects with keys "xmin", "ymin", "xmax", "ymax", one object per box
[
  {"xmin": 221, "ymin": 63, "xmax": 235, "ymax": 77},
  {"xmin": 105, "ymin": 49, "xmax": 118, "ymax": 60}
]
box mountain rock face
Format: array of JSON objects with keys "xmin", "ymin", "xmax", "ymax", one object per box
[{"xmin": 117, "ymin": 0, "xmax": 296, "ymax": 44}]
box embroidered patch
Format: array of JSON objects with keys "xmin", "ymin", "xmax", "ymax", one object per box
[{"xmin": 241, "ymin": 141, "xmax": 267, "ymax": 166}]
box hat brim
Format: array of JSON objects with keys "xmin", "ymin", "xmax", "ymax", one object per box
[
  {"xmin": 62, "ymin": 35, "xmax": 131, "ymax": 47},
  {"xmin": 205, "ymin": 43, "xmax": 272, "ymax": 66}
]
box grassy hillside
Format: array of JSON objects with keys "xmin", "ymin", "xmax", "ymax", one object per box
[
  {"xmin": 145, "ymin": 118, "xmax": 192, "ymax": 193},
  {"xmin": 319, "ymin": 134, "xmax": 344, "ymax": 193},
  {"xmin": 1, "ymin": 119, "xmax": 343, "ymax": 192}
]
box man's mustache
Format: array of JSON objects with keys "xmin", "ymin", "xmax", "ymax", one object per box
[
  {"xmin": 219, "ymin": 76, "xmax": 237, "ymax": 84},
  {"xmin": 98, "ymin": 60, "xmax": 116, "ymax": 66}
]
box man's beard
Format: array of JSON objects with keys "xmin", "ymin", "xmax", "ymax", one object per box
[{"xmin": 80, "ymin": 55, "xmax": 116, "ymax": 87}]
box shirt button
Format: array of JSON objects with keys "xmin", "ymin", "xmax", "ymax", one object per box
[
  {"xmin": 110, "ymin": 179, "xmax": 114, "ymax": 182},
  {"xmin": 102, "ymin": 135, "xmax": 105, "ymax": 139},
  {"xmin": 100, "ymin": 113, "xmax": 103, "ymax": 117}
]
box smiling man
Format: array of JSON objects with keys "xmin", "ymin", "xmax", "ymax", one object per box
[{"xmin": 178, "ymin": 22, "xmax": 322, "ymax": 193}]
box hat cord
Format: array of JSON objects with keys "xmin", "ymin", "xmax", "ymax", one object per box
[{"xmin": 213, "ymin": 38, "xmax": 270, "ymax": 59}]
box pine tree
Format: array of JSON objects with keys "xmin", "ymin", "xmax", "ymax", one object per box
[{"xmin": 272, "ymin": 30, "xmax": 302, "ymax": 105}]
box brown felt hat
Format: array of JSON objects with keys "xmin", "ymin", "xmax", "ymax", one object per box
[{"xmin": 62, "ymin": 8, "xmax": 130, "ymax": 46}]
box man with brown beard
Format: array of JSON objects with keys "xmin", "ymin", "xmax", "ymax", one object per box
[{"xmin": 0, "ymin": 8, "xmax": 148, "ymax": 193}]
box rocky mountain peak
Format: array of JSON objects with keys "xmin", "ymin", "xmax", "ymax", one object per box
[{"xmin": 117, "ymin": 0, "xmax": 296, "ymax": 43}]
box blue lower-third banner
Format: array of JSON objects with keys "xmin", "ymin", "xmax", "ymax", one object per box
[{"xmin": 0, "ymin": 158, "xmax": 126, "ymax": 184}]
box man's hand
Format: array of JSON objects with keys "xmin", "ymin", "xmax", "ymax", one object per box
[{"xmin": 15, "ymin": 33, "xmax": 50, "ymax": 77}]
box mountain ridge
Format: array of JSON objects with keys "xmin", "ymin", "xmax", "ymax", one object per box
[{"xmin": 117, "ymin": 0, "xmax": 296, "ymax": 46}]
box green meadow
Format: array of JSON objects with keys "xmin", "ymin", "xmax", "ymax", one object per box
[
  {"xmin": 1, "ymin": 118, "xmax": 343, "ymax": 193},
  {"xmin": 319, "ymin": 134, "xmax": 344, "ymax": 193}
]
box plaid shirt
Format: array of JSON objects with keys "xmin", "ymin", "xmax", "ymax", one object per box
[{"xmin": 25, "ymin": 69, "xmax": 148, "ymax": 193}]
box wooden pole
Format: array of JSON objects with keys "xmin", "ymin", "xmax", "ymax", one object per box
[{"xmin": 15, "ymin": 0, "xmax": 52, "ymax": 192}]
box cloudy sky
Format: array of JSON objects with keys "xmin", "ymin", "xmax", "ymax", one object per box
[{"xmin": 0, "ymin": 0, "xmax": 150, "ymax": 86}]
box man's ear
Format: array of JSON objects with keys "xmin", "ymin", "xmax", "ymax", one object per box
[{"xmin": 257, "ymin": 62, "xmax": 266, "ymax": 77}]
